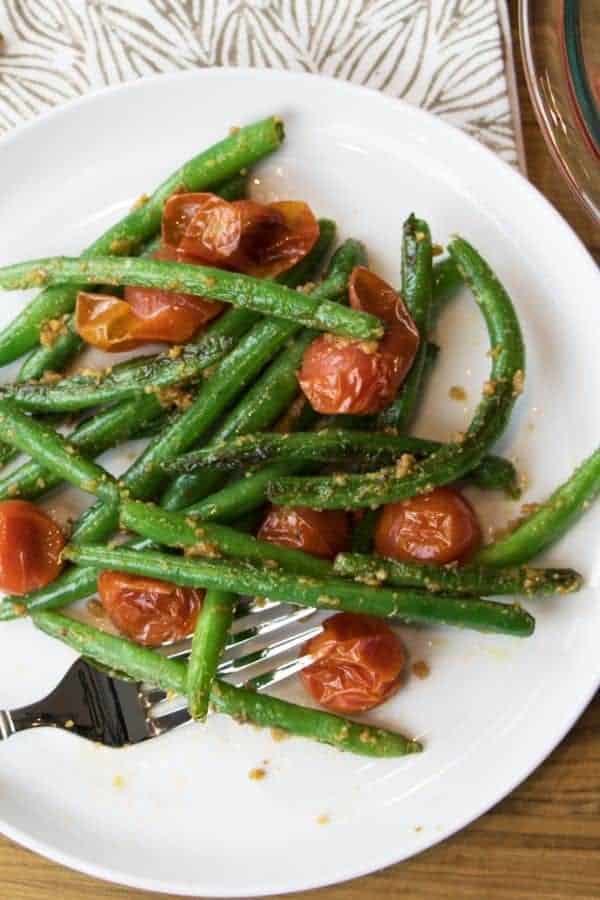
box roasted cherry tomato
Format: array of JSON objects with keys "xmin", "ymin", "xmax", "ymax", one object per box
[
  {"xmin": 298, "ymin": 267, "xmax": 419, "ymax": 414},
  {"xmin": 258, "ymin": 505, "xmax": 350, "ymax": 559},
  {"xmin": 374, "ymin": 486, "xmax": 482, "ymax": 565},
  {"xmin": 98, "ymin": 571, "xmax": 203, "ymax": 647},
  {"xmin": 123, "ymin": 245, "xmax": 225, "ymax": 340},
  {"xmin": 246, "ymin": 201, "xmax": 319, "ymax": 279},
  {"xmin": 162, "ymin": 192, "xmax": 318, "ymax": 279},
  {"xmin": 76, "ymin": 246, "xmax": 224, "ymax": 351},
  {"xmin": 75, "ymin": 292, "xmax": 144, "ymax": 352},
  {"xmin": 301, "ymin": 612, "xmax": 405, "ymax": 713},
  {"xmin": 0, "ymin": 500, "xmax": 65, "ymax": 596}
]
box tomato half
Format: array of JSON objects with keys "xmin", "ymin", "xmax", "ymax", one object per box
[
  {"xmin": 301, "ymin": 612, "xmax": 405, "ymax": 713},
  {"xmin": 258, "ymin": 505, "xmax": 350, "ymax": 559},
  {"xmin": 245, "ymin": 201, "xmax": 319, "ymax": 279},
  {"xmin": 75, "ymin": 292, "xmax": 143, "ymax": 352},
  {"xmin": 162, "ymin": 192, "xmax": 226, "ymax": 251},
  {"xmin": 98, "ymin": 571, "xmax": 203, "ymax": 647},
  {"xmin": 0, "ymin": 500, "xmax": 65, "ymax": 596},
  {"xmin": 374, "ymin": 486, "xmax": 482, "ymax": 565},
  {"xmin": 298, "ymin": 267, "xmax": 419, "ymax": 414},
  {"xmin": 124, "ymin": 245, "xmax": 225, "ymax": 341},
  {"xmin": 162, "ymin": 192, "xmax": 319, "ymax": 279}
]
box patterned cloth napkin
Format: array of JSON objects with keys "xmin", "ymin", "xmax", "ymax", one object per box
[{"xmin": 0, "ymin": 0, "xmax": 524, "ymax": 168}]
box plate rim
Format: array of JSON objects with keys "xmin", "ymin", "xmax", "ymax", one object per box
[{"xmin": 0, "ymin": 65, "xmax": 599, "ymax": 897}]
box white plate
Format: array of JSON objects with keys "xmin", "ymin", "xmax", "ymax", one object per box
[{"xmin": 0, "ymin": 69, "xmax": 599, "ymax": 897}]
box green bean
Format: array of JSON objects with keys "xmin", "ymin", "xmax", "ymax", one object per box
[
  {"xmin": 64, "ymin": 543, "xmax": 535, "ymax": 637},
  {"xmin": 0, "ymin": 236, "xmax": 348, "ymax": 617},
  {"xmin": 186, "ymin": 462, "xmax": 309, "ymax": 523},
  {"xmin": 378, "ymin": 215, "xmax": 433, "ymax": 431},
  {"xmin": 187, "ymin": 590, "xmax": 234, "ymax": 722},
  {"xmin": 333, "ymin": 553, "xmax": 582, "ymax": 596},
  {"xmin": 17, "ymin": 174, "xmax": 250, "ymax": 383},
  {"xmin": 0, "ymin": 443, "xmax": 18, "ymax": 470},
  {"xmin": 161, "ymin": 237, "xmax": 366, "ymax": 511},
  {"xmin": 1, "ymin": 336, "xmax": 232, "ymax": 413},
  {"xmin": 476, "ymin": 446, "xmax": 600, "ymax": 567},
  {"xmin": 431, "ymin": 256, "xmax": 463, "ymax": 322},
  {"xmin": 350, "ymin": 509, "xmax": 379, "ymax": 553},
  {"xmin": 0, "ymin": 399, "xmax": 119, "ymax": 503},
  {"xmin": 119, "ymin": 499, "xmax": 333, "ymax": 578},
  {"xmin": 469, "ymin": 455, "xmax": 521, "ymax": 496},
  {"xmin": 71, "ymin": 315, "xmax": 303, "ymax": 544},
  {"xmin": 32, "ymin": 611, "xmax": 421, "ymax": 757},
  {"xmin": 0, "ymin": 119, "xmax": 282, "ymax": 367},
  {"xmin": 161, "ymin": 332, "xmax": 318, "ymax": 510},
  {"xmin": 0, "ymin": 255, "xmax": 382, "ymax": 341},
  {"xmin": 0, "ymin": 305, "xmax": 258, "ymax": 503},
  {"xmin": 267, "ymin": 236, "xmax": 526, "ymax": 508},
  {"xmin": 378, "ymin": 339, "xmax": 437, "ymax": 435},
  {"xmin": 0, "ymin": 396, "xmax": 164, "ymax": 502},
  {"xmin": 164, "ymin": 430, "xmax": 519, "ymax": 496}
]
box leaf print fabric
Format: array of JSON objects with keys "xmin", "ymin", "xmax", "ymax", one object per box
[{"xmin": 0, "ymin": 0, "xmax": 520, "ymax": 165}]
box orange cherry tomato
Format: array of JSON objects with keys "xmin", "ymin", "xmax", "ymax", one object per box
[
  {"xmin": 0, "ymin": 500, "xmax": 65, "ymax": 596},
  {"xmin": 258, "ymin": 505, "xmax": 350, "ymax": 559},
  {"xmin": 298, "ymin": 267, "xmax": 419, "ymax": 414},
  {"xmin": 124, "ymin": 245, "xmax": 225, "ymax": 341},
  {"xmin": 162, "ymin": 192, "xmax": 227, "ymax": 250},
  {"xmin": 374, "ymin": 486, "xmax": 482, "ymax": 565},
  {"xmin": 98, "ymin": 571, "xmax": 203, "ymax": 647},
  {"xmin": 75, "ymin": 292, "xmax": 144, "ymax": 352},
  {"xmin": 162, "ymin": 192, "xmax": 319, "ymax": 279},
  {"xmin": 75, "ymin": 249, "xmax": 223, "ymax": 351},
  {"xmin": 301, "ymin": 612, "xmax": 405, "ymax": 714}
]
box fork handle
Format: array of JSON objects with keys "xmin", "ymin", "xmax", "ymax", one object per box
[{"xmin": 0, "ymin": 702, "xmax": 60, "ymax": 740}]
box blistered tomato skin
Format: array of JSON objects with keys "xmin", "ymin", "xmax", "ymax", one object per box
[
  {"xmin": 298, "ymin": 267, "xmax": 419, "ymax": 415},
  {"xmin": 76, "ymin": 247, "xmax": 224, "ymax": 350},
  {"xmin": 75, "ymin": 292, "xmax": 144, "ymax": 353},
  {"xmin": 258, "ymin": 505, "xmax": 350, "ymax": 559},
  {"xmin": 124, "ymin": 245, "xmax": 225, "ymax": 340},
  {"xmin": 162, "ymin": 192, "xmax": 319, "ymax": 279},
  {"xmin": 162, "ymin": 193, "xmax": 227, "ymax": 251},
  {"xmin": 98, "ymin": 572, "xmax": 204, "ymax": 647},
  {"xmin": 0, "ymin": 500, "xmax": 65, "ymax": 596},
  {"xmin": 374, "ymin": 486, "xmax": 482, "ymax": 565},
  {"xmin": 301, "ymin": 612, "xmax": 405, "ymax": 714}
]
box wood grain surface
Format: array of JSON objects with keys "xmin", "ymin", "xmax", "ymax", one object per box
[{"xmin": 0, "ymin": 3, "xmax": 598, "ymax": 897}]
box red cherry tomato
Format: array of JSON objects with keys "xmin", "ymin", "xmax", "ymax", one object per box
[
  {"xmin": 374, "ymin": 486, "xmax": 482, "ymax": 565},
  {"xmin": 98, "ymin": 571, "xmax": 203, "ymax": 647},
  {"xmin": 301, "ymin": 612, "xmax": 405, "ymax": 713},
  {"xmin": 0, "ymin": 500, "xmax": 65, "ymax": 596},
  {"xmin": 258, "ymin": 505, "xmax": 350, "ymax": 559},
  {"xmin": 245, "ymin": 201, "xmax": 319, "ymax": 279},
  {"xmin": 162, "ymin": 192, "xmax": 319, "ymax": 278},
  {"xmin": 298, "ymin": 267, "xmax": 419, "ymax": 414}
]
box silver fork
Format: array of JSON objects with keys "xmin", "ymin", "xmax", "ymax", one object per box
[{"xmin": 0, "ymin": 600, "xmax": 322, "ymax": 747}]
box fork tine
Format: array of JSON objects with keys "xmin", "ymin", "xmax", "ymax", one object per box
[
  {"xmin": 143, "ymin": 686, "xmax": 169, "ymax": 705},
  {"xmin": 142, "ymin": 603, "xmax": 317, "ymax": 703},
  {"xmin": 243, "ymin": 652, "xmax": 315, "ymax": 691},
  {"xmin": 225, "ymin": 606, "xmax": 316, "ymax": 650},
  {"xmin": 150, "ymin": 706, "xmax": 191, "ymax": 735},
  {"xmin": 217, "ymin": 624, "xmax": 322, "ymax": 675}
]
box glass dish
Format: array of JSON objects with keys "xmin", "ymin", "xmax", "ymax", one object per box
[{"xmin": 520, "ymin": 0, "xmax": 600, "ymax": 225}]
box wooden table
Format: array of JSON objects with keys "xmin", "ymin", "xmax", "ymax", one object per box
[{"xmin": 1, "ymin": 3, "xmax": 598, "ymax": 897}]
